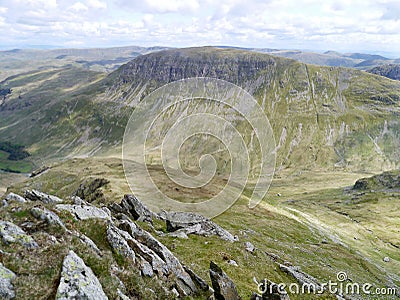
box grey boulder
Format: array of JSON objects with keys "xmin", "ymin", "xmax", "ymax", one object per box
[
  {"xmin": 106, "ymin": 224, "xmax": 136, "ymax": 262},
  {"xmin": 24, "ymin": 190, "xmax": 63, "ymax": 204},
  {"xmin": 209, "ymin": 261, "xmax": 241, "ymax": 300},
  {"xmin": 56, "ymin": 250, "xmax": 108, "ymax": 300},
  {"xmin": 5, "ymin": 193, "xmax": 26, "ymax": 204},
  {"xmin": 55, "ymin": 204, "xmax": 110, "ymax": 220},
  {"xmin": 0, "ymin": 221, "xmax": 38, "ymax": 249},
  {"xmin": 107, "ymin": 217, "xmax": 202, "ymax": 297},
  {"xmin": 30, "ymin": 207, "xmax": 66, "ymax": 230},
  {"xmin": 120, "ymin": 194, "xmax": 154, "ymax": 223},
  {"xmin": 245, "ymin": 241, "xmax": 255, "ymax": 253},
  {"xmin": 0, "ymin": 263, "xmax": 16, "ymax": 299},
  {"xmin": 165, "ymin": 212, "xmax": 237, "ymax": 242}
]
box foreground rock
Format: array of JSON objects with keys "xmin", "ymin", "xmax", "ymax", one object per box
[
  {"xmin": 165, "ymin": 212, "xmax": 237, "ymax": 242},
  {"xmin": 106, "ymin": 224, "xmax": 136, "ymax": 262},
  {"xmin": 0, "ymin": 221, "xmax": 38, "ymax": 249},
  {"xmin": 30, "ymin": 207, "xmax": 66, "ymax": 230},
  {"xmin": 0, "ymin": 263, "xmax": 16, "ymax": 299},
  {"xmin": 56, "ymin": 250, "xmax": 108, "ymax": 300},
  {"xmin": 279, "ymin": 264, "xmax": 321, "ymax": 292},
  {"xmin": 55, "ymin": 204, "xmax": 110, "ymax": 220},
  {"xmin": 5, "ymin": 193, "xmax": 26, "ymax": 204},
  {"xmin": 209, "ymin": 261, "xmax": 241, "ymax": 300},
  {"xmin": 245, "ymin": 241, "xmax": 255, "ymax": 253},
  {"xmin": 119, "ymin": 218, "xmax": 199, "ymax": 295},
  {"xmin": 107, "ymin": 216, "xmax": 211, "ymax": 297},
  {"xmin": 24, "ymin": 190, "xmax": 63, "ymax": 204},
  {"xmin": 78, "ymin": 233, "xmax": 102, "ymax": 257},
  {"xmin": 118, "ymin": 194, "xmax": 154, "ymax": 223}
]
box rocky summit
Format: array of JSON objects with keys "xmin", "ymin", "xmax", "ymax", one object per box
[{"xmin": 0, "ymin": 190, "xmax": 240, "ymax": 299}]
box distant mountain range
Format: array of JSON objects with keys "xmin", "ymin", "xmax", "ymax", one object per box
[
  {"xmin": 0, "ymin": 46, "xmax": 172, "ymax": 81},
  {"xmin": 217, "ymin": 46, "xmax": 400, "ymax": 70},
  {"xmin": 1, "ymin": 45, "xmax": 399, "ymax": 81}
]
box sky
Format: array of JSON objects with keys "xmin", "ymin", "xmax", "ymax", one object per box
[{"xmin": 0, "ymin": 0, "xmax": 400, "ymax": 56}]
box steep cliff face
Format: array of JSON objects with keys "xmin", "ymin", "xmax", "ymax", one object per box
[
  {"xmin": 118, "ymin": 47, "xmax": 276, "ymax": 86},
  {"xmin": 369, "ymin": 64, "xmax": 400, "ymax": 81},
  {"xmin": 112, "ymin": 47, "xmax": 400, "ymax": 173}
]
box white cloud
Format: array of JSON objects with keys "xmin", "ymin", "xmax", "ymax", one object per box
[
  {"xmin": 0, "ymin": 0, "xmax": 398, "ymax": 56},
  {"xmin": 70, "ymin": 2, "xmax": 89, "ymax": 12},
  {"xmin": 87, "ymin": 0, "xmax": 107, "ymax": 9}
]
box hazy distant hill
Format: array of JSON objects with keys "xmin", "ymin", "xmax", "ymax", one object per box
[
  {"xmin": 0, "ymin": 46, "xmax": 171, "ymax": 81},
  {"xmin": 234, "ymin": 47, "xmax": 400, "ymax": 69}
]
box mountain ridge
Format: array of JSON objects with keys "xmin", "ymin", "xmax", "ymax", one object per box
[{"xmin": 2, "ymin": 47, "xmax": 400, "ymax": 175}]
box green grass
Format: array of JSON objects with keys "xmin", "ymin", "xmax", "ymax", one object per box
[
  {"xmin": 0, "ymin": 146, "xmax": 33, "ymax": 173},
  {"xmin": 6, "ymin": 157, "xmax": 399, "ymax": 299},
  {"xmin": 0, "ymin": 150, "xmax": 8, "ymax": 159},
  {"xmin": 0, "ymin": 157, "xmax": 34, "ymax": 173}
]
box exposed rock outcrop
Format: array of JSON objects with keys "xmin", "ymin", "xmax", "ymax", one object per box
[
  {"xmin": 5, "ymin": 193, "xmax": 26, "ymax": 204},
  {"xmin": 78, "ymin": 233, "xmax": 102, "ymax": 257},
  {"xmin": 0, "ymin": 263, "xmax": 16, "ymax": 300},
  {"xmin": 121, "ymin": 218, "xmax": 199, "ymax": 296},
  {"xmin": 0, "ymin": 221, "xmax": 38, "ymax": 249},
  {"xmin": 30, "ymin": 207, "xmax": 66, "ymax": 230},
  {"xmin": 209, "ymin": 261, "xmax": 241, "ymax": 300},
  {"xmin": 106, "ymin": 223, "xmax": 136, "ymax": 262},
  {"xmin": 183, "ymin": 265, "xmax": 214, "ymax": 295},
  {"xmin": 369, "ymin": 64, "xmax": 400, "ymax": 81},
  {"xmin": 118, "ymin": 47, "xmax": 276, "ymax": 88},
  {"xmin": 353, "ymin": 170, "xmax": 400, "ymax": 191},
  {"xmin": 165, "ymin": 211, "xmax": 237, "ymax": 242},
  {"xmin": 245, "ymin": 241, "xmax": 255, "ymax": 253},
  {"xmin": 24, "ymin": 190, "xmax": 63, "ymax": 204},
  {"xmin": 56, "ymin": 250, "xmax": 108, "ymax": 300},
  {"xmin": 74, "ymin": 178, "xmax": 110, "ymax": 203},
  {"xmin": 119, "ymin": 194, "xmax": 154, "ymax": 223},
  {"xmin": 279, "ymin": 264, "xmax": 321, "ymax": 292},
  {"xmin": 55, "ymin": 204, "xmax": 110, "ymax": 220},
  {"xmin": 29, "ymin": 166, "xmax": 50, "ymax": 178},
  {"xmin": 107, "ymin": 216, "xmax": 208, "ymax": 297}
]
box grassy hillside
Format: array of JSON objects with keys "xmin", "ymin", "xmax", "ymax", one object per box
[
  {"xmin": 0, "ymin": 46, "xmax": 171, "ymax": 81},
  {"xmin": 4, "ymin": 157, "xmax": 399, "ymax": 299},
  {"xmin": 113, "ymin": 47, "xmax": 400, "ymax": 173},
  {"xmin": 0, "ymin": 66, "xmax": 131, "ymax": 164}
]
